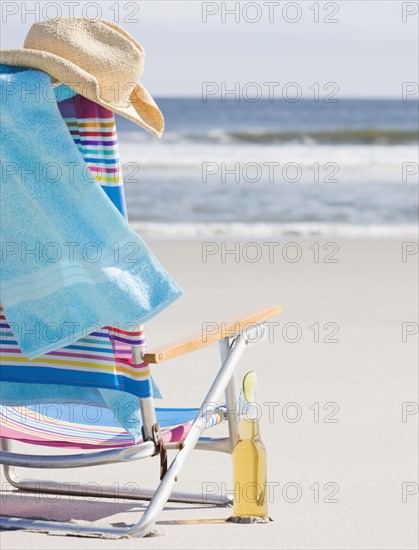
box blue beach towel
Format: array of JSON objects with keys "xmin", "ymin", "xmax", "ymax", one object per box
[{"xmin": 0, "ymin": 66, "xmax": 183, "ymax": 359}]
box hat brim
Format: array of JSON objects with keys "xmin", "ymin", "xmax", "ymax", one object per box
[{"xmin": 0, "ymin": 49, "xmax": 164, "ymax": 138}]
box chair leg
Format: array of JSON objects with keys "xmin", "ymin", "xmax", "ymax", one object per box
[
  {"xmin": 1, "ymin": 438, "xmax": 231, "ymax": 506},
  {"xmin": 1, "ymin": 438, "xmax": 18, "ymax": 486},
  {"xmin": 2, "ymin": 461, "xmax": 231, "ymax": 506},
  {"xmin": 220, "ymin": 337, "xmax": 240, "ymax": 451},
  {"xmin": 0, "ymin": 335, "xmax": 247, "ymax": 538}
]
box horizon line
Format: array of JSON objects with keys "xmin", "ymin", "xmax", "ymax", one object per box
[{"xmin": 152, "ymin": 95, "xmax": 418, "ymax": 101}]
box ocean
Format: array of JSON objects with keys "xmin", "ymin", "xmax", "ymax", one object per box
[{"xmin": 115, "ymin": 98, "xmax": 419, "ymax": 239}]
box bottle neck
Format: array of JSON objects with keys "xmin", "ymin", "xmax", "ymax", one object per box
[{"xmin": 238, "ymin": 417, "xmax": 260, "ymax": 440}]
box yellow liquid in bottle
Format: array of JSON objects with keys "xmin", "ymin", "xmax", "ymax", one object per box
[{"xmin": 232, "ymin": 417, "xmax": 268, "ymax": 518}]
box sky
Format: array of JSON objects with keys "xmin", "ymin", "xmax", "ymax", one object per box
[{"xmin": 1, "ymin": 1, "xmax": 418, "ymax": 98}]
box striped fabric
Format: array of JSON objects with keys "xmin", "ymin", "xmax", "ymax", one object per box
[
  {"xmin": 0, "ymin": 307, "xmax": 152, "ymax": 398},
  {"xmin": 0, "ymin": 94, "xmax": 151, "ymax": 398},
  {"xmin": 0, "ymin": 404, "xmax": 227, "ymax": 449},
  {"xmin": 57, "ymin": 94, "xmax": 128, "ymax": 217}
]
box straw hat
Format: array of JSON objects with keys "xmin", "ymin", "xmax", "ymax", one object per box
[{"xmin": 0, "ymin": 17, "xmax": 164, "ymax": 137}]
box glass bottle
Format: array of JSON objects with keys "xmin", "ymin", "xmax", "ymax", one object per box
[{"xmin": 231, "ymin": 371, "xmax": 269, "ymax": 521}]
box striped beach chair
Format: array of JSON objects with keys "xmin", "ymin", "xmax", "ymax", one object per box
[{"xmin": 0, "ymin": 92, "xmax": 282, "ymax": 538}]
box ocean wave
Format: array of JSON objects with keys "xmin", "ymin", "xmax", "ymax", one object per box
[
  {"xmin": 198, "ymin": 129, "xmax": 419, "ymax": 145},
  {"xmin": 119, "ymin": 128, "xmax": 418, "ymax": 145},
  {"xmin": 131, "ymin": 222, "xmax": 418, "ymax": 240},
  {"xmin": 119, "ymin": 141, "xmax": 417, "ymax": 171}
]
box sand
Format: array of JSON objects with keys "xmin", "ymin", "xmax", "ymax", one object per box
[{"xmin": 1, "ymin": 239, "xmax": 418, "ymax": 549}]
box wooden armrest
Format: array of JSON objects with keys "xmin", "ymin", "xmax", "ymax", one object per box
[{"xmin": 143, "ymin": 305, "xmax": 283, "ymax": 364}]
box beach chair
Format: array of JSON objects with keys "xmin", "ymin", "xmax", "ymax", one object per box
[
  {"xmin": 0, "ymin": 88, "xmax": 283, "ymax": 538},
  {"xmin": 1, "ymin": 304, "xmax": 282, "ymax": 538}
]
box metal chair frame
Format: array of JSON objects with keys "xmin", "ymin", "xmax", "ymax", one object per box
[{"xmin": 0, "ymin": 313, "xmax": 278, "ymax": 539}]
